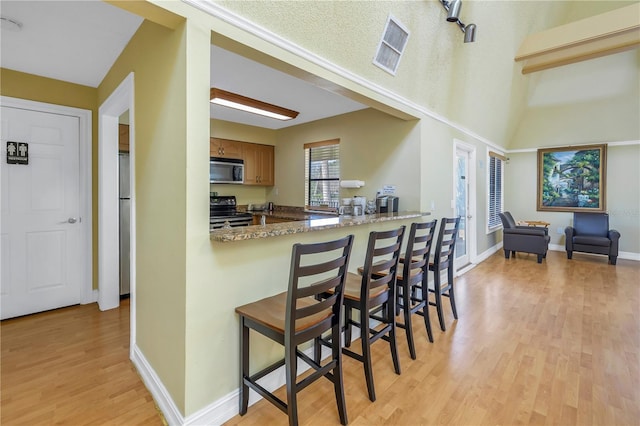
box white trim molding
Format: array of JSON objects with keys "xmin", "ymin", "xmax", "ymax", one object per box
[{"xmin": 182, "ymin": 0, "xmax": 508, "ymax": 153}]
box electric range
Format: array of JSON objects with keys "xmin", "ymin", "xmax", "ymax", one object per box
[{"xmin": 210, "ymin": 195, "xmax": 253, "ymax": 229}]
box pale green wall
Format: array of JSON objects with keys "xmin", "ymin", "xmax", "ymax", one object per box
[
  {"xmin": 213, "ymin": 0, "xmax": 572, "ymax": 146},
  {"xmin": 272, "ymin": 108, "xmax": 421, "ymax": 209},
  {"xmin": 505, "ymin": 145, "xmax": 640, "ymax": 254},
  {"xmin": 97, "ymin": 19, "xmax": 190, "ymax": 412}
]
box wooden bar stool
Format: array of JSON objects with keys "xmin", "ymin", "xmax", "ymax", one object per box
[
  {"xmin": 428, "ymin": 217, "xmax": 461, "ymax": 331},
  {"xmin": 339, "ymin": 226, "xmax": 405, "ymax": 402},
  {"xmin": 395, "ymin": 220, "xmax": 438, "ymax": 359},
  {"xmin": 235, "ymin": 234, "xmax": 354, "ymax": 426}
]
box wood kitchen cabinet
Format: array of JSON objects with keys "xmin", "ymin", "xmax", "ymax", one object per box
[
  {"xmin": 243, "ymin": 143, "xmax": 274, "ymax": 186},
  {"xmin": 119, "ymin": 124, "xmax": 130, "ymax": 152},
  {"xmin": 210, "ymin": 138, "xmax": 243, "ymax": 159}
]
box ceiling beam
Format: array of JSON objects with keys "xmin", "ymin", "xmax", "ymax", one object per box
[
  {"xmin": 515, "ymin": 3, "xmax": 640, "ymax": 74},
  {"xmin": 103, "ymin": 0, "xmax": 184, "ymax": 30}
]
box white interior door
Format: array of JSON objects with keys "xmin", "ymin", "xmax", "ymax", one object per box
[{"xmin": 1, "ymin": 106, "xmax": 82, "ymax": 319}]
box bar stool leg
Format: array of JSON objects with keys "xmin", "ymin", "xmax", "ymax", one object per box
[
  {"xmin": 332, "ymin": 323, "xmax": 348, "ymax": 425},
  {"xmin": 421, "ymin": 288, "xmax": 434, "ymax": 343},
  {"xmin": 388, "ymin": 303, "xmax": 401, "ymax": 374},
  {"xmin": 361, "ymin": 319, "xmax": 376, "ymax": 402},
  {"xmin": 344, "ymin": 307, "xmax": 353, "ymax": 347},
  {"xmin": 239, "ymin": 317, "xmax": 250, "ymax": 415},
  {"xmin": 285, "ymin": 342, "xmax": 298, "ymax": 426},
  {"xmin": 448, "ymin": 266, "xmax": 458, "ymax": 320},
  {"xmin": 402, "ymin": 290, "xmax": 416, "ymax": 359},
  {"xmin": 434, "ymin": 276, "xmax": 446, "ymax": 332}
]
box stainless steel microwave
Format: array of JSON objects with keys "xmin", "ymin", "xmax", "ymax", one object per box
[{"xmin": 210, "ymin": 157, "xmax": 244, "ymax": 184}]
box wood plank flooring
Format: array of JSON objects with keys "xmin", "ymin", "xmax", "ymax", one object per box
[
  {"xmin": 225, "ymin": 251, "xmax": 640, "ymax": 425},
  {"xmin": 1, "ymin": 298, "xmax": 165, "ymax": 425},
  {"xmin": 2, "ymin": 250, "xmax": 638, "ymax": 425}
]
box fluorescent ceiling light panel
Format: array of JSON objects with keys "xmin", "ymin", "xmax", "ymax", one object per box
[{"xmin": 210, "ymin": 88, "xmax": 299, "ymax": 121}]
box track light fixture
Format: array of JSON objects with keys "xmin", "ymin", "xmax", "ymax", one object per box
[{"xmin": 439, "ymin": 0, "xmax": 477, "ymax": 43}]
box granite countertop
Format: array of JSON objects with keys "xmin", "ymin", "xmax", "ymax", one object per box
[{"xmin": 210, "ymin": 211, "xmax": 431, "ymax": 242}]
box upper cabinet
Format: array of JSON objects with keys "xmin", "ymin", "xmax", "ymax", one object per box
[
  {"xmin": 210, "ymin": 138, "xmax": 243, "ymax": 159},
  {"xmin": 242, "ymin": 143, "xmax": 274, "ymax": 186},
  {"xmin": 119, "ymin": 124, "xmax": 130, "ymax": 152}
]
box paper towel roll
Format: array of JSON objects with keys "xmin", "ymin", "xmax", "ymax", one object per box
[{"xmin": 340, "ymin": 180, "xmax": 365, "ymax": 188}]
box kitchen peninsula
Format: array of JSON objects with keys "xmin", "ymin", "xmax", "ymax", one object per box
[{"xmin": 210, "ymin": 211, "xmax": 429, "ymax": 242}]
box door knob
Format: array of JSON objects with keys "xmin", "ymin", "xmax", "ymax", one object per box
[
  {"xmin": 67, "ymin": 217, "xmax": 78, "ymax": 224},
  {"xmin": 467, "ymin": 215, "xmax": 473, "ymax": 219}
]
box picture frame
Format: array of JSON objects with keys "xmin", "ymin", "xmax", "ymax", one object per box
[{"xmin": 537, "ymin": 144, "xmax": 607, "ymax": 212}]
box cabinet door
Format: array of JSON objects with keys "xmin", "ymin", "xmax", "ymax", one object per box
[
  {"xmin": 119, "ymin": 124, "xmax": 130, "ymax": 152},
  {"xmin": 258, "ymin": 144, "xmax": 274, "ymax": 186},
  {"xmin": 242, "ymin": 143, "xmax": 260, "ymax": 185},
  {"xmin": 210, "ymin": 138, "xmax": 242, "ymax": 159},
  {"xmin": 242, "ymin": 143, "xmax": 274, "ymax": 186}
]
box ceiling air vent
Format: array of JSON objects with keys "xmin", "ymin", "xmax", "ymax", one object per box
[{"xmin": 373, "ymin": 15, "xmax": 410, "ymax": 75}]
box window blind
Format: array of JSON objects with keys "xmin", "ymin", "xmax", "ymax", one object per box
[
  {"xmin": 304, "ymin": 140, "xmax": 340, "ymax": 208},
  {"xmin": 488, "ymin": 152, "xmax": 504, "ymax": 229}
]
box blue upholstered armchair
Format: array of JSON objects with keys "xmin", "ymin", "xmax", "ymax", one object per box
[{"xmin": 565, "ymin": 212, "xmax": 620, "ymax": 265}]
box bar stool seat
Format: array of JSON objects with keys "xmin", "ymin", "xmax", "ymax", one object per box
[{"xmin": 236, "ymin": 235, "xmax": 354, "ymax": 426}]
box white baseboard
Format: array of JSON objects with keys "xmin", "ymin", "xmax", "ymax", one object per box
[
  {"xmin": 135, "ymin": 239, "xmax": 639, "ymax": 426},
  {"xmin": 456, "ymin": 241, "xmax": 502, "ymax": 277},
  {"xmin": 81, "ymin": 289, "xmax": 98, "ymax": 304},
  {"xmin": 185, "ymin": 331, "xmax": 360, "ymax": 425},
  {"xmin": 548, "ymin": 243, "xmax": 640, "ymax": 261},
  {"xmin": 132, "ymin": 334, "xmax": 359, "ymax": 426},
  {"xmin": 131, "ymin": 345, "xmax": 185, "ymax": 426}
]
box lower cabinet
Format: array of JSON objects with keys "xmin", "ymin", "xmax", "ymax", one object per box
[{"xmin": 243, "ymin": 143, "xmax": 274, "ymax": 186}]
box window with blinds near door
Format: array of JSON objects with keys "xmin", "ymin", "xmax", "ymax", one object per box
[
  {"xmin": 488, "ymin": 151, "xmax": 505, "ymax": 230},
  {"xmin": 304, "ymin": 139, "xmax": 340, "ymax": 209}
]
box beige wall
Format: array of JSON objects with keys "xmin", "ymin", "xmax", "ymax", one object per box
[
  {"xmin": 97, "ymin": 18, "xmax": 191, "ymax": 412},
  {"xmin": 272, "ymin": 108, "xmax": 421, "ymax": 209},
  {"xmin": 506, "ymin": 145, "xmax": 640, "ymax": 254}
]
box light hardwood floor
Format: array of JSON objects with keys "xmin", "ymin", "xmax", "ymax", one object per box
[
  {"xmin": 1, "ymin": 298, "xmax": 165, "ymax": 425},
  {"xmin": 2, "ymin": 250, "xmax": 638, "ymax": 425}
]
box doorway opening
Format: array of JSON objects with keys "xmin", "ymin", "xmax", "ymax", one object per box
[{"xmin": 98, "ymin": 73, "xmax": 136, "ymax": 352}]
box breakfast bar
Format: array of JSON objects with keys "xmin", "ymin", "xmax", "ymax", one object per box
[{"xmin": 210, "ymin": 211, "xmax": 430, "ymax": 242}]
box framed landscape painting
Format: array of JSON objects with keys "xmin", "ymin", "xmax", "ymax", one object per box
[{"xmin": 537, "ymin": 144, "xmax": 607, "ymax": 212}]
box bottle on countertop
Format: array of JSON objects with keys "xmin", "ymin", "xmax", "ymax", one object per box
[{"xmin": 268, "ymin": 202, "xmax": 274, "ymax": 211}]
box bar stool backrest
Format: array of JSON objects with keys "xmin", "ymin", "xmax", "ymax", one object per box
[
  {"xmin": 403, "ymin": 220, "xmax": 438, "ymax": 287},
  {"xmin": 432, "ymin": 217, "xmax": 460, "ymax": 274},
  {"xmin": 285, "ymin": 234, "xmax": 354, "ymax": 346},
  {"xmin": 359, "ymin": 227, "xmax": 405, "ymax": 309}
]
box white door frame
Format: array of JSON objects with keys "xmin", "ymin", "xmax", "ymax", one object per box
[
  {"xmin": 453, "ymin": 139, "xmax": 477, "ymax": 268},
  {"xmin": 98, "ymin": 73, "xmax": 136, "ymax": 349},
  {"xmin": 0, "ymin": 96, "xmax": 93, "ymax": 304}
]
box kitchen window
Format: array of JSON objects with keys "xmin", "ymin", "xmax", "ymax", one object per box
[
  {"xmin": 304, "ymin": 139, "xmax": 340, "ymax": 209},
  {"xmin": 487, "ymin": 150, "xmax": 506, "ymax": 231}
]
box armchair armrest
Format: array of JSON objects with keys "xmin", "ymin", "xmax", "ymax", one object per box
[{"xmin": 565, "ymin": 226, "xmax": 575, "ymax": 251}]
